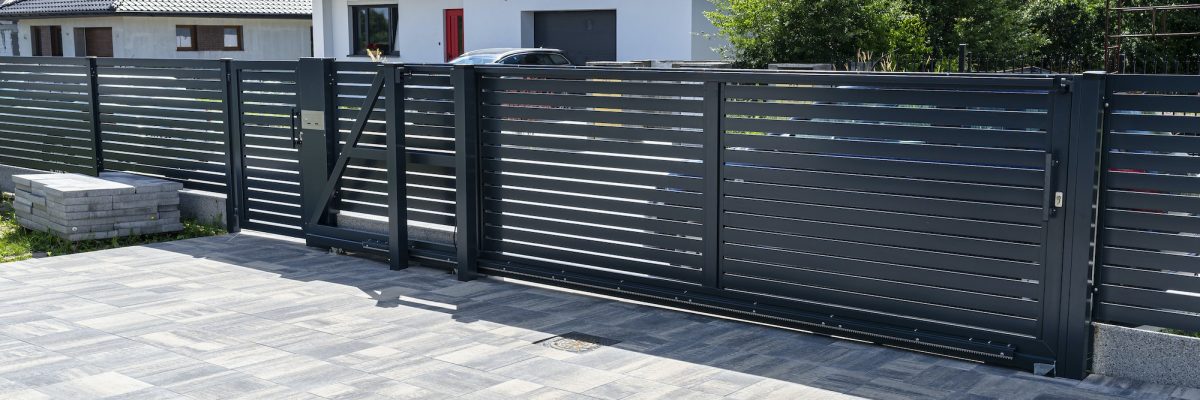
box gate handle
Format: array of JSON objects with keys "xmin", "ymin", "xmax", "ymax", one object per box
[
  {"xmin": 1043, "ymin": 153, "xmax": 1056, "ymax": 221},
  {"xmin": 289, "ymin": 107, "xmax": 301, "ymax": 149}
]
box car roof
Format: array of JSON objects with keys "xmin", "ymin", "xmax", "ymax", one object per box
[{"xmin": 459, "ymin": 48, "xmax": 564, "ymax": 58}]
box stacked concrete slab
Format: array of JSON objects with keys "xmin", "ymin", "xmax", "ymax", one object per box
[{"xmin": 11, "ymin": 172, "xmax": 184, "ymax": 241}]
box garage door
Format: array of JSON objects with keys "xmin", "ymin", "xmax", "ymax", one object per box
[{"xmin": 533, "ymin": 10, "xmax": 616, "ymax": 65}]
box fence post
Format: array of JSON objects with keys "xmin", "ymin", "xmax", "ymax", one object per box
[
  {"xmin": 297, "ymin": 58, "xmax": 338, "ymax": 244},
  {"xmin": 702, "ymin": 80, "xmax": 724, "ymax": 289},
  {"xmin": 384, "ymin": 64, "xmax": 409, "ymax": 271},
  {"xmin": 453, "ymin": 64, "xmax": 480, "ymax": 281},
  {"xmin": 84, "ymin": 56, "xmax": 102, "ymax": 176},
  {"xmin": 1055, "ymin": 71, "xmax": 1107, "ymax": 380},
  {"xmin": 958, "ymin": 44, "xmax": 967, "ymax": 73},
  {"xmin": 220, "ymin": 58, "xmax": 243, "ymax": 233}
]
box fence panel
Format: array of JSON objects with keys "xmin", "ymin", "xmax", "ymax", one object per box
[
  {"xmin": 234, "ymin": 61, "xmax": 303, "ymax": 236},
  {"xmin": 476, "ymin": 67, "xmax": 708, "ymax": 284},
  {"xmin": 0, "ymin": 57, "xmax": 97, "ymax": 174},
  {"xmin": 1096, "ymin": 75, "xmax": 1200, "ymax": 332},
  {"xmin": 333, "ymin": 62, "xmax": 457, "ymax": 254},
  {"xmin": 95, "ymin": 58, "xmax": 229, "ymax": 193},
  {"xmin": 718, "ymin": 72, "xmax": 1069, "ymax": 364}
]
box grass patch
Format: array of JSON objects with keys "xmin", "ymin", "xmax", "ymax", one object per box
[
  {"xmin": 1, "ymin": 192, "xmax": 225, "ymax": 263},
  {"xmin": 1162, "ymin": 329, "xmax": 1200, "ymax": 339}
]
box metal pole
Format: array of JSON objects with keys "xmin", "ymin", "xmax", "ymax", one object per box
[
  {"xmin": 958, "ymin": 44, "xmax": 967, "ymax": 73},
  {"xmin": 297, "ymin": 58, "xmax": 338, "ymax": 245},
  {"xmin": 453, "ymin": 64, "xmax": 480, "ymax": 282},
  {"xmin": 84, "ymin": 57, "xmax": 102, "ymax": 176},
  {"xmin": 384, "ymin": 65, "xmax": 409, "ymax": 271},
  {"xmin": 702, "ymin": 80, "xmax": 724, "ymax": 289},
  {"xmin": 220, "ymin": 58, "xmax": 243, "ymax": 233},
  {"xmin": 1056, "ymin": 71, "xmax": 1107, "ymax": 380}
]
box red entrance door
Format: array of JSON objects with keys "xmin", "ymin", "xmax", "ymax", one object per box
[{"xmin": 444, "ymin": 9, "xmax": 464, "ymax": 61}]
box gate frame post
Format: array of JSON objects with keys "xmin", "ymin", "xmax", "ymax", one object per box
[
  {"xmin": 384, "ymin": 64, "xmax": 409, "ymax": 271},
  {"xmin": 1055, "ymin": 71, "xmax": 1107, "ymax": 380},
  {"xmin": 83, "ymin": 56, "xmax": 103, "ymax": 176},
  {"xmin": 453, "ymin": 64, "xmax": 480, "ymax": 282},
  {"xmin": 702, "ymin": 80, "xmax": 724, "ymax": 289},
  {"xmin": 297, "ymin": 58, "xmax": 338, "ymax": 245},
  {"xmin": 220, "ymin": 58, "xmax": 243, "ymax": 233}
]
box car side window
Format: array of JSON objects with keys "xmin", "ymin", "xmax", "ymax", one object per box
[
  {"xmin": 498, "ymin": 55, "xmax": 522, "ymax": 64},
  {"xmin": 547, "ymin": 54, "xmax": 570, "ymax": 65}
]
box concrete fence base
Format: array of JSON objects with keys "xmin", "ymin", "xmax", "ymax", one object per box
[{"xmin": 1093, "ymin": 323, "xmax": 1200, "ymax": 388}]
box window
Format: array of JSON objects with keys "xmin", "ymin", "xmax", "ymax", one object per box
[
  {"xmin": 498, "ymin": 53, "xmax": 573, "ymax": 66},
  {"xmin": 222, "ymin": 26, "xmax": 242, "ymax": 50},
  {"xmin": 176, "ymin": 25, "xmax": 243, "ymax": 51},
  {"xmin": 176, "ymin": 26, "xmax": 196, "ymax": 50},
  {"xmin": 352, "ymin": 5, "xmax": 398, "ymax": 56},
  {"xmin": 30, "ymin": 26, "xmax": 63, "ymax": 56}
]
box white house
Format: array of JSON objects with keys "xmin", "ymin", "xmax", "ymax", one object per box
[
  {"xmin": 0, "ymin": 0, "xmax": 313, "ymax": 60},
  {"xmin": 312, "ymin": 0, "xmax": 728, "ymax": 64}
]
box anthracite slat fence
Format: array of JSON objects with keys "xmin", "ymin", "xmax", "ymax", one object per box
[{"xmin": 1, "ymin": 56, "xmax": 1198, "ymax": 381}]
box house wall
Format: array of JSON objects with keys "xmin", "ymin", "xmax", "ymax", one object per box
[
  {"xmin": 317, "ymin": 0, "xmax": 463, "ymax": 63},
  {"xmin": 314, "ymin": 0, "xmax": 725, "ymax": 63},
  {"xmin": 14, "ymin": 16, "xmax": 311, "ymax": 59}
]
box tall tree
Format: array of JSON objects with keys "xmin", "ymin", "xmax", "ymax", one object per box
[{"xmin": 706, "ymin": 0, "xmax": 926, "ymax": 68}]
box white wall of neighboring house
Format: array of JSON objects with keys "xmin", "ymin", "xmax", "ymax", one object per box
[
  {"xmin": 14, "ymin": 16, "xmax": 312, "ymax": 59},
  {"xmin": 313, "ymin": 0, "xmax": 727, "ymax": 63},
  {"xmin": 316, "ymin": 0, "xmax": 462, "ymax": 62}
]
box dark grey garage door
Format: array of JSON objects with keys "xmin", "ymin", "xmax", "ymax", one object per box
[{"xmin": 533, "ymin": 10, "xmax": 616, "ymax": 65}]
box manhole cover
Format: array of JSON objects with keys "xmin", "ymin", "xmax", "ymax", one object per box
[{"xmin": 534, "ymin": 332, "xmax": 620, "ymax": 354}]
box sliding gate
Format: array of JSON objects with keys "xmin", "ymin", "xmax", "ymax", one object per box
[
  {"xmin": 465, "ymin": 66, "xmax": 1090, "ymax": 375},
  {"xmin": 291, "ymin": 61, "xmax": 1099, "ymax": 377}
]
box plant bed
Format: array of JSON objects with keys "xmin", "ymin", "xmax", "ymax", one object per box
[{"xmin": 1, "ymin": 192, "xmax": 224, "ymax": 263}]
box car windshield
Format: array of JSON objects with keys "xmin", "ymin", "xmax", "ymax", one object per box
[{"xmin": 450, "ymin": 54, "xmax": 501, "ymax": 64}]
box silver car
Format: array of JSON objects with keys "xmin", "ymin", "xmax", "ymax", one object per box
[{"xmin": 449, "ymin": 48, "xmax": 573, "ymax": 66}]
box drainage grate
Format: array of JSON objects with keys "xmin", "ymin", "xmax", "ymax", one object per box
[{"xmin": 534, "ymin": 332, "xmax": 621, "ymax": 354}]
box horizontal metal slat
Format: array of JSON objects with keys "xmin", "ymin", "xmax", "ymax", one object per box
[
  {"xmin": 723, "ymin": 117, "xmax": 1046, "ymax": 150},
  {"xmin": 485, "ymin": 199, "xmax": 702, "ymax": 237},
  {"xmin": 726, "ymin": 180, "xmax": 1042, "ymax": 225},
  {"xmin": 723, "ymin": 84, "xmax": 1046, "ymax": 110},
  {"xmin": 1105, "ymin": 228, "xmax": 1200, "ymax": 257},
  {"xmin": 1106, "ymin": 171, "xmax": 1200, "ymax": 194},
  {"xmin": 1101, "ymin": 246, "xmax": 1200, "ymax": 275},
  {"xmin": 481, "ymin": 76, "xmax": 705, "ymax": 97},
  {"xmin": 481, "ymin": 238, "xmax": 701, "ymax": 283},
  {"xmin": 725, "ymin": 132, "xmax": 1045, "ymax": 169},
  {"xmin": 1095, "ymin": 303, "xmax": 1200, "ymax": 333},
  {"xmin": 1109, "ymin": 113, "xmax": 1200, "ymax": 134},
  {"xmin": 483, "ymin": 105, "xmax": 704, "ymax": 130},
  {"xmin": 725, "ymin": 164, "xmax": 1041, "ymax": 206},
  {"xmin": 486, "ymin": 212, "xmax": 702, "ymax": 254},
  {"xmin": 1102, "ymin": 265, "xmax": 1200, "ymax": 294},
  {"xmin": 484, "ymin": 186, "xmax": 702, "ymax": 223},
  {"xmin": 483, "ymin": 91, "xmax": 704, "ymax": 113},
  {"xmin": 724, "ymin": 100, "xmax": 1047, "ymax": 131},
  {"xmin": 485, "ymin": 119, "xmax": 703, "ymax": 145},
  {"xmin": 486, "ymin": 131, "xmax": 703, "ymax": 160},
  {"xmin": 1104, "ymin": 209, "xmax": 1200, "ymax": 234},
  {"xmin": 722, "ymin": 256, "xmax": 1040, "ymax": 318},
  {"xmin": 725, "ymin": 211, "xmax": 1041, "ymax": 263},
  {"xmin": 1099, "ymin": 284, "xmax": 1200, "ymax": 315},
  {"xmin": 485, "ymin": 172, "xmax": 704, "ymax": 208},
  {"xmin": 723, "ymin": 196, "xmax": 1039, "ymax": 244},
  {"xmin": 722, "ymin": 274, "xmax": 1038, "ymax": 336},
  {"xmin": 724, "ymin": 149, "xmax": 1042, "ymax": 188}
]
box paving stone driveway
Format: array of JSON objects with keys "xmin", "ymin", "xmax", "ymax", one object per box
[{"xmin": 0, "ymin": 233, "xmax": 1194, "ymax": 400}]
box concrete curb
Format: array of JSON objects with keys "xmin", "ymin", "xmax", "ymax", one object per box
[{"xmin": 1093, "ymin": 323, "xmax": 1200, "ymax": 388}]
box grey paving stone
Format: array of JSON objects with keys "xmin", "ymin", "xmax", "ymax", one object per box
[{"xmin": 0, "ymin": 233, "xmax": 1189, "ymax": 400}]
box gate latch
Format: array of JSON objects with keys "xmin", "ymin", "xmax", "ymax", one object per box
[{"xmin": 1054, "ymin": 192, "xmax": 1064, "ymax": 208}]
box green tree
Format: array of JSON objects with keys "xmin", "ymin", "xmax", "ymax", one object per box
[
  {"xmin": 1025, "ymin": 0, "xmax": 1105, "ymax": 65},
  {"xmin": 706, "ymin": 0, "xmax": 927, "ymax": 68},
  {"xmin": 905, "ymin": 0, "xmax": 1040, "ymax": 58}
]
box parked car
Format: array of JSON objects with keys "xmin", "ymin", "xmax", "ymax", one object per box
[{"xmin": 449, "ymin": 48, "xmax": 573, "ymax": 66}]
